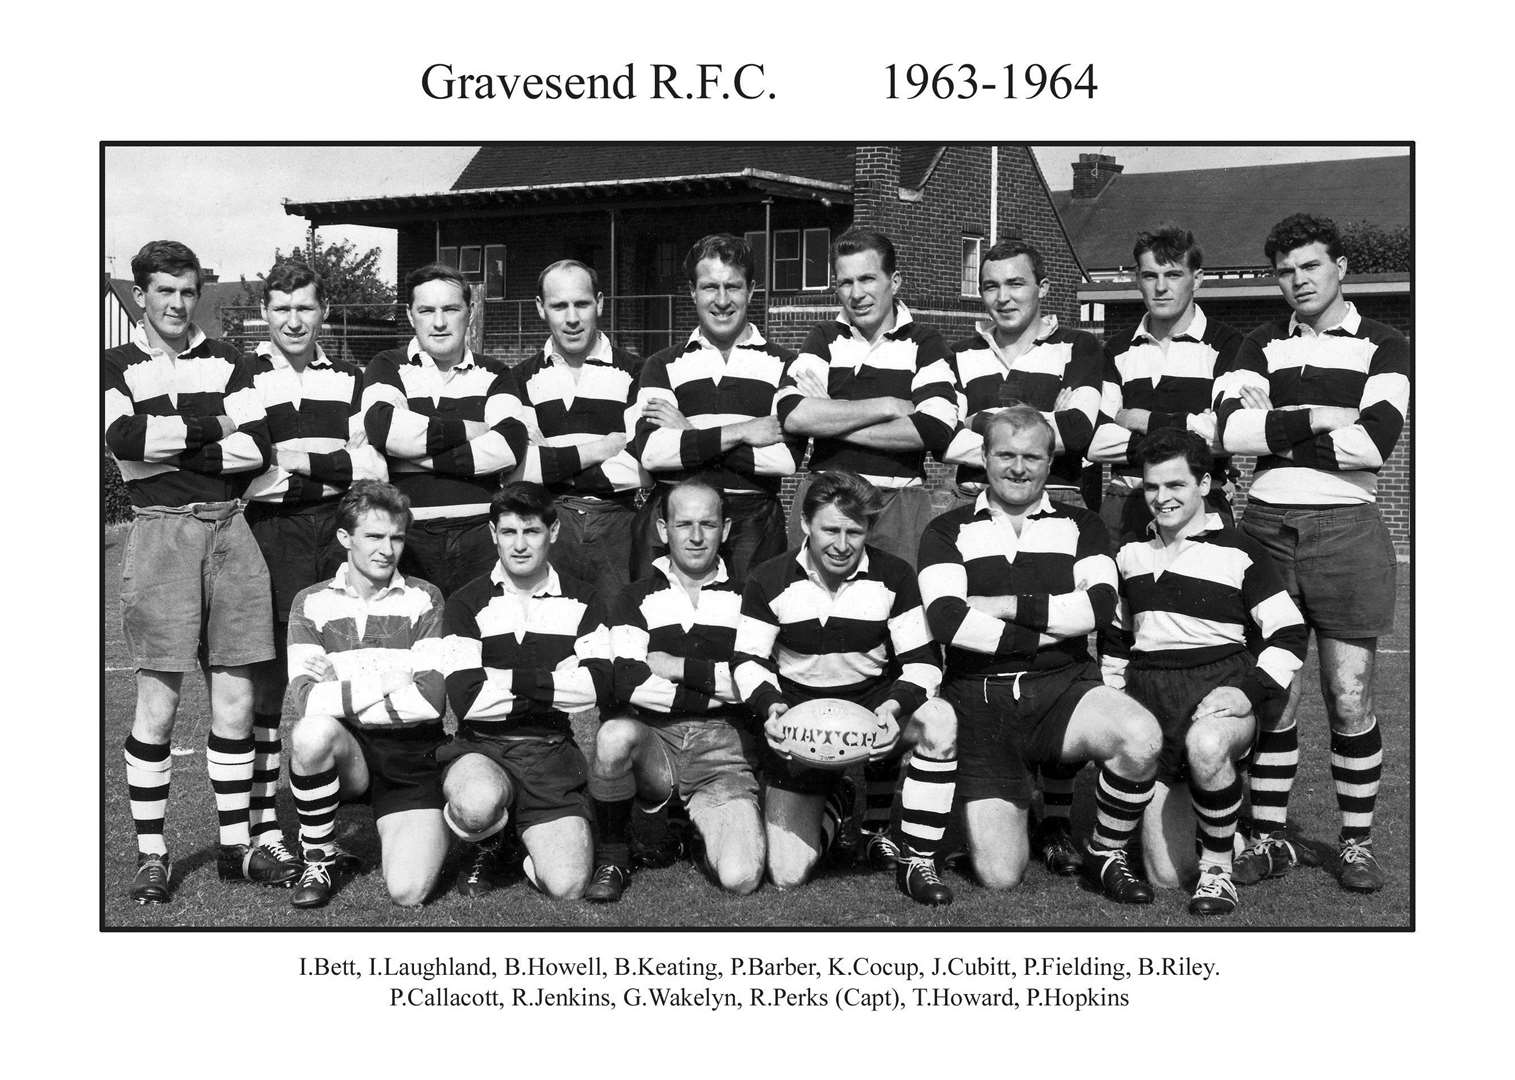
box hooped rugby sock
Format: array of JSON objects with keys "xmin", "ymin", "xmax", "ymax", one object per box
[
  {"xmin": 594, "ymin": 796, "xmax": 634, "ymax": 870},
  {"xmin": 821, "ymin": 785, "xmax": 849, "ymax": 853},
  {"xmin": 250, "ymin": 713, "xmax": 283, "ymax": 843},
  {"xmin": 1038, "ymin": 760, "xmax": 1081, "ymax": 825},
  {"xmin": 900, "ymin": 752, "xmax": 957, "ymax": 861},
  {"xmin": 1191, "ymin": 774, "xmax": 1244, "ymax": 873},
  {"xmin": 124, "ymin": 735, "xmax": 172, "ymax": 857},
  {"xmin": 1091, "ymin": 767, "xmax": 1155, "ymax": 851},
  {"xmin": 1247, "ymin": 722, "xmax": 1298, "ymax": 836},
  {"xmin": 206, "ymin": 732, "xmax": 255, "ymax": 848},
  {"xmin": 291, "ymin": 765, "xmax": 341, "ymax": 858},
  {"xmin": 1330, "ymin": 721, "xmax": 1382, "ymax": 843},
  {"xmin": 862, "ymin": 758, "xmax": 900, "ymax": 835}
]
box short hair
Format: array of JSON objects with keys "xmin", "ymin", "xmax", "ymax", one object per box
[
  {"xmin": 537, "ymin": 259, "xmax": 601, "ymax": 298},
  {"xmin": 801, "ymin": 471, "xmax": 882, "ymax": 528},
  {"xmin": 336, "ymin": 479, "xmax": 411, "ymax": 534},
  {"xmin": 831, "ymin": 228, "xmax": 897, "ymax": 275},
  {"xmin": 405, "ymin": 262, "xmax": 471, "ymax": 306},
  {"xmin": 1264, "ymin": 213, "xmax": 1344, "ymax": 264},
  {"xmin": 684, "ymin": 234, "xmax": 755, "ymax": 287},
  {"xmin": 1132, "ymin": 226, "xmax": 1203, "ymax": 272},
  {"xmin": 983, "ymin": 405, "xmax": 1056, "ymax": 457},
  {"xmin": 131, "ymin": 240, "xmax": 203, "ymax": 291},
  {"xmin": 1133, "ymin": 428, "xmax": 1213, "ymax": 483},
  {"xmin": 262, "ymin": 260, "xmax": 326, "ymax": 304},
  {"xmin": 981, "ymin": 237, "xmax": 1046, "ymax": 284},
  {"xmin": 661, "ymin": 476, "xmax": 726, "ymax": 523},
  {"xmin": 490, "ymin": 480, "xmax": 557, "ymax": 528}
]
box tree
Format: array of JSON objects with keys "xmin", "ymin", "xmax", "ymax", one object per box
[
  {"xmin": 237, "ymin": 238, "xmax": 397, "ymax": 317},
  {"xmin": 1339, "ymin": 220, "xmax": 1411, "ymax": 274}
]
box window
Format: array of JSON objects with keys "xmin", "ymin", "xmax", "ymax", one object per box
[
  {"xmin": 484, "ymin": 245, "xmax": 506, "ymax": 300},
  {"xmin": 961, "ymin": 236, "xmax": 984, "ymax": 297},
  {"xmin": 744, "ymin": 228, "xmax": 831, "ymax": 292},
  {"xmin": 436, "ymin": 242, "xmax": 505, "ymax": 299},
  {"xmin": 744, "ymin": 231, "xmax": 767, "ymax": 288},
  {"xmin": 437, "ymin": 245, "xmax": 458, "ymax": 270},
  {"xmin": 459, "ymin": 245, "xmax": 483, "ymax": 280}
]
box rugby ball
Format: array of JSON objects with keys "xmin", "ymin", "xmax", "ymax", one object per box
[{"xmin": 775, "ymin": 698, "xmax": 898, "ymax": 769}]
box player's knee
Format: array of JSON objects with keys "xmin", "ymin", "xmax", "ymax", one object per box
[
  {"xmin": 714, "ymin": 850, "xmax": 764, "ymax": 895},
  {"xmin": 385, "ymin": 870, "xmax": 437, "ymax": 909},
  {"xmin": 447, "ymin": 791, "xmax": 508, "ymax": 836},
  {"xmin": 1119, "ymin": 708, "xmax": 1163, "ymax": 772},
  {"xmin": 915, "ymin": 700, "xmax": 958, "ymax": 757},
  {"xmin": 290, "ymin": 714, "xmax": 343, "ymax": 765},
  {"xmin": 1323, "ymin": 686, "xmax": 1373, "ymax": 731},
  {"xmin": 766, "ymin": 850, "xmax": 816, "ymax": 891},
  {"xmin": 973, "ymin": 853, "xmax": 1026, "ymax": 891},
  {"xmin": 535, "ymin": 862, "xmax": 590, "ymax": 901},
  {"xmin": 594, "ymin": 716, "xmax": 641, "ymax": 772},
  {"xmin": 1185, "ymin": 722, "xmax": 1231, "ymax": 780}
]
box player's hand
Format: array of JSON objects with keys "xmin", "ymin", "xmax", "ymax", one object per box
[
  {"xmin": 603, "ymin": 431, "xmax": 629, "ymax": 455},
  {"xmin": 646, "ymin": 651, "xmax": 684, "ymax": 683},
  {"xmin": 968, "ymin": 594, "xmax": 1016, "ymax": 620},
  {"xmin": 869, "ymin": 701, "xmax": 902, "ymax": 762},
  {"xmin": 763, "ymin": 703, "xmax": 791, "ymax": 757},
  {"xmin": 1192, "ymin": 685, "xmax": 1251, "ymax": 721},
  {"xmin": 301, "ymin": 655, "xmax": 337, "ymax": 681},
  {"xmin": 1053, "ymin": 387, "xmax": 1077, "ymax": 412},
  {"xmin": 969, "ymin": 408, "xmax": 1003, "ymax": 436},
  {"xmin": 795, "ymin": 368, "xmax": 830, "ymax": 399},
  {"xmin": 1239, "ymin": 385, "xmax": 1274, "ymax": 411},
  {"xmin": 275, "ymin": 448, "xmax": 311, "ymax": 475},
  {"xmin": 742, "ymin": 415, "xmax": 784, "ymax": 447},
  {"xmin": 1310, "ymin": 406, "xmax": 1361, "ymax": 433},
  {"xmin": 461, "ymin": 419, "xmax": 492, "ymax": 440},
  {"xmin": 1188, "ymin": 410, "xmax": 1219, "ymax": 447},
  {"xmin": 642, "ymin": 398, "xmax": 694, "ymax": 430},
  {"xmin": 348, "ymin": 444, "xmax": 389, "ymax": 482}
]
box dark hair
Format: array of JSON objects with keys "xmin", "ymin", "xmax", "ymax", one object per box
[
  {"xmin": 262, "ymin": 260, "xmax": 326, "ymax": 304},
  {"xmin": 1264, "ymin": 213, "xmax": 1344, "ymax": 264},
  {"xmin": 1132, "ymin": 428, "xmax": 1212, "ymax": 483},
  {"xmin": 832, "ymin": 228, "xmax": 897, "ymax": 275},
  {"xmin": 684, "ymin": 234, "xmax": 755, "ymax": 287},
  {"xmin": 336, "ymin": 479, "xmax": 411, "ymax": 534},
  {"xmin": 981, "ymin": 237, "xmax": 1045, "ymax": 284},
  {"xmin": 1132, "ymin": 226, "xmax": 1203, "ymax": 272},
  {"xmin": 131, "ymin": 240, "xmax": 203, "ymax": 291},
  {"xmin": 802, "ymin": 471, "xmax": 882, "ymax": 528},
  {"xmin": 537, "ymin": 259, "xmax": 601, "ymax": 298},
  {"xmin": 490, "ymin": 480, "xmax": 557, "ymax": 527},
  {"xmin": 982, "ymin": 404, "xmax": 1056, "ymax": 456},
  {"xmin": 661, "ymin": 476, "xmax": 726, "ymax": 523},
  {"xmin": 405, "ymin": 262, "xmax": 472, "ymax": 306}
]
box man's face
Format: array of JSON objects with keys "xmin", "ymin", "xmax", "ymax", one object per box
[
  {"xmin": 407, "ymin": 278, "xmax": 470, "ymax": 363},
  {"xmin": 656, "ymin": 485, "xmax": 729, "ymax": 578},
  {"xmin": 985, "ymin": 422, "xmax": 1053, "ymax": 511},
  {"xmin": 834, "ymin": 249, "xmax": 900, "ymax": 340},
  {"xmin": 136, "ymin": 270, "xmax": 200, "ymax": 348},
  {"xmin": 1272, "ymin": 241, "xmax": 1347, "ymax": 321},
  {"xmin": 339, "ymin": 509, "xmax": 405, "ymax": 590},
  {"xmin": 1134, "ymin": 252, "xmax": 1200, "ymax": 324},
  {"xmin": 262, "ymin": 284, "xmax": 326, "ymax": 363},
  {"xmin": 1142, "ymin": 456, "xmax": 1211, "ymax": 535},
  {"xmin": 491, "ymin": 512, "xmax": 558, "ymax": 583},
  {"xmin": 802, "ymin": 503, "xmax": 870, "ymax": 584},
  {"xmin": 690, "ymin": 257, "xmax": 751, "ymax": 349},
  {"xmin": 979, "ymin": 255, "xmax": 1048, "ymax": 338},
  {"xmin": 536, "ymin": 266, "xmax": 602, "ymax": 360}
]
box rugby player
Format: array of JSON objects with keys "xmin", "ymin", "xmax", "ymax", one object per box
[
  {"xmin": 1104, "ymin": 430, "xmax": 1307, "ymax": 915},
  {"xmin": 918, "ymin": 407, "xmax": 1161, "ymax": 904},
  {"xmin": 105, "ymin": 240, "xmax": 294, "ymax": 902},
  {"xmin": 734, "ymin": 472, "xmax": 955, "ymax": 906},
  {"xmin": 437, "ymin": 482, "xmax": 610, "ymax": 899},
  {"xmin": 1215, "ymin": 214, "xmax": 1410, "ymax": 892},
  {"xmin": 284, "ymin": 480, "xmax": 450, "ymax": 908},
  {"xmin": 585, "ymin": 478, "xmax": 763, "ymax": 902}
]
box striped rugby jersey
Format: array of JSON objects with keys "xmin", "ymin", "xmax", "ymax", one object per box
[
  {"xmin": 245, "ymin": 342, "xmax": 379, "ymax": 506},
  {"xmin": 104, "ymin": 324, "xmax": 271, "ymax": 507},
  {"xmin": 1104, "ymin": 515, "xmax": 1307, "ymax": 709},
  {"xmin": 940, "ymin": 315, "xmax": 1102, "ymax": 489},
  {"xmin": 508, "ymin": 333, "xmax": 649, "ymax": 498},
  {"xmin": 610, "ymin": 557, "xmax": 745, "ymax": 720},
  {"xmin": 732, "ymin": 545, "xmax": 941, "ymax": 721},
  {"xmin": 919, "ymin": 492, "xmax": 1117, "ymax": 677},
  {"xmin": 285, "ymin": 564, "xmax": 447, "ymax": 729},
  {"xmin": 633, "ymin": 325, "xmax": 801, "ymax": 495},
  {"xmin": 1088, "ymin": 306, "xmax": 1243, "ymax": 481},
  {"xmin": 441, "ymin": 564, "xmax": 611, "ymax": 738},
  {"xmin": 362, "ymin": 339, "xmax": 528, "ymax": 520},
  {"xmin": 1215, "ymin": 303, "xmax": 1410, "ymax": 505},
  {"xmin": 777, "ymin": 303, "xmax": 958, "ymax": 487}
]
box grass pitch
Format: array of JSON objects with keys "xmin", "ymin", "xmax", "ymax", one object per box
[{"xmin": 101, "ymin": 529, "xmax": 1412, "ymax": 931}]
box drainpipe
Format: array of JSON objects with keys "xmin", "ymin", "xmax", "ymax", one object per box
[
  {"xmin": 609, "ymin": 209, "xmax": 618, "ymax": 333},
  {"xmin": 763, "ymin": 197, "xmax": 774, "ymax": 334},
  {"xmin": 989, "ymin": 146, "xmax": 999, "ymax": 245}
]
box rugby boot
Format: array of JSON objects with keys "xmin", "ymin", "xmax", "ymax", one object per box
[
  {"xmin": 130, "ymin": 852, "xmax": 172, "ymax": 904},
  {"xmin": 1334, "ymin": 837, "xmax": 1386, "ymax": 893},
  {"xmin": 897, "ymin": 856, "xmax": 954, "ymax": 907},
  {"xmin": 218, "ymin": 842, "xmax": 302, "ymax": 886},
  {"xmin": 1031, "ymin": 817, "xmax": 1084, "ymax": 876},
  {"xmin": 1081, "ymin": 844, "xmax": 1154, "ymax": 904},
  {"xmin": 291, "ymin": 848, "xmax": 360, "ymax": 909},
  {"xmin": 864, "ymin": 832, "xmax": 903, "ymax": 870},
  {"xmin": 1232, "ymin": 831, "xmax": 1318, "ymax": 886},
  {"xmin": 458, "ymin": 839, "xmax": 511, "ymax": 897},
  {"xmin": 1187, "ymin": 867, "xmax": 1239, "ymax": 916},
  {"xmin": 584, "ymin": 864, "xmax": 629, "ymax": 904}
]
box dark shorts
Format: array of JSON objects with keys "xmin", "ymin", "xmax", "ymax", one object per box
[
  {"xmin": 1241, "ymin": 501, "xmax": 1397, "ymax": 639},
  {"xmin": 438, "ymin": 732, "xmax": 591, "ymax": 830},
  {"xmin": 646, "ymin": 717, "xmax": 761, "ymax": 818},
  {"xmin": 635, "ymin": 487, "xmax": 786, "ymax": 587},
  {"xmin": 786, "ymin": 479, "xmax": 936, "ymax": 570},
  {"xmin": 761, "ymin": 682, "xmax": 902, "ymax": 796},
  {"xmin": 400, "ymin": 515, "xmax": 497, "ymax": 599},
  {"xmin": 344, "ymin": 721, "xmax": 447, "ymax": 818},
  {"xmin": 246, "ymin": 500, "xmax": 344, "ymax": 635},
  {"xmin": 947, "ymin": 663, "xmax": 1102, "ymax": 805},
  {"xmin": 1101, "ymin": 484, "xmax": 1234, "ymax": 548},
  {"xmin": 1125, "ymin": 652, "xmax": 1256, "ymax": 786},
  {"xmin": 120, "ymin": 501, "xmax": 275, "ymax": 672},
  {"xmin": 550, "ymin": 495, "xmax": 636, "ymax": 597}
]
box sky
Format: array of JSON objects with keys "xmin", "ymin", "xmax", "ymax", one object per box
[{"xmin": 104, "ymin": 144, "xmax": 1409, "ymax": 284}]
